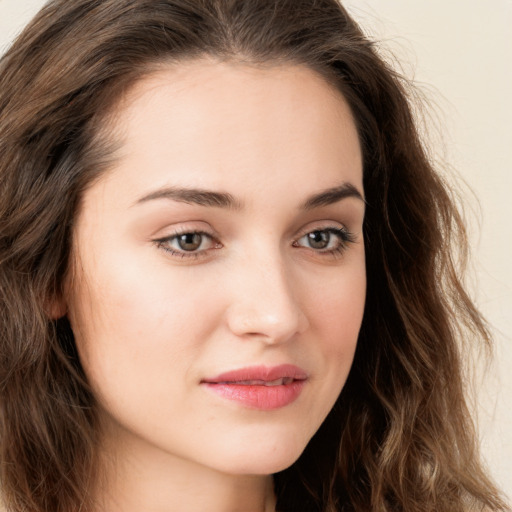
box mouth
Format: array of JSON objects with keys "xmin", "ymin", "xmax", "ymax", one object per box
[
  {"xmin": 214, "ymin": 377, "xmax": 295, "ymax": 386},
  {"xmin": 201, "ymin": 365, "xmax": 308, "ymax": 410}
]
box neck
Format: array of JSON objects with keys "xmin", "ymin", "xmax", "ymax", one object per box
[{"xmin": 92, "ymin": 421, "xmax": 276, "ymax": 512}]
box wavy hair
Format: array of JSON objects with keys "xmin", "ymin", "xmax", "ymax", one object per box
[{"xmin": 0, "ymin": 1, "xmax": 508, "ymax": 511}]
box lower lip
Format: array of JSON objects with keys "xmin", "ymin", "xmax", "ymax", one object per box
[{"xmin": 203, "ymin": 380, "xmax": 305, "ymax": 410}]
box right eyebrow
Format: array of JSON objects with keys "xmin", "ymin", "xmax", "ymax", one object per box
[{"xmin": 133, "ymin": 186, "xmax": 242, "ymax": 210}]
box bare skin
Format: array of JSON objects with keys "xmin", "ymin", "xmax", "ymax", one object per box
[{"xmin": 60, "ymin": 59, "xmax": 366, "ymax": 512}]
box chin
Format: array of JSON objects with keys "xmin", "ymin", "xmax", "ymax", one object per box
[{"xmin": 209, "ymin": 431, "xmax": 309, "ymax": 476}]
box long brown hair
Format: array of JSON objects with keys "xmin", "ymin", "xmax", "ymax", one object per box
[{"xmin": 0, "ymin": 1, "xmax": 508, "ymax": 511}]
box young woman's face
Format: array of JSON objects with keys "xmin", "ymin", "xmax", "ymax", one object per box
[{"xmin": 64, "ymin": 60, "xmax": 366, "ymax": 475}]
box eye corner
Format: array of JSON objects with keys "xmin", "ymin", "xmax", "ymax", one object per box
[
  {"xmin": 292, "ymin": 225, "xmax": 357, "ymax": 258},
  {"xmin": 153, "ymin": 228, "xmax": 222, "ymax": 261}
]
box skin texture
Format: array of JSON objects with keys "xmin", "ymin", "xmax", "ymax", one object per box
[{"xmin": 61, "ymin": 60, "xmax": 366, "ymax": 512}]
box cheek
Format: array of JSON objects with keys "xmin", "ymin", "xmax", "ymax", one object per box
[
  {"xmin": 305, "ymin": 262, "xmax": 366, "ymax": 397},
  {"xmin": 309, "ymin": 262, "xmax": 366, "ymax": 343},
  {"xmin": 66, "ymin": 251, "xmax": 219, "ymax": 405}
]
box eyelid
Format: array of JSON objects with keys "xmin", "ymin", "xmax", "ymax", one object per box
[
  {"xmin": 294, "ymin": 220, "xmax": 355, "ymax": 241},
  {"xmin": 150, "ymin": 220, "xmax": 218, "ymax": 239},
  {"xmin": 292, "ymin": 223, "xmax": 357, "ymax": 256},
  {"xmin": 295, "ymin": 220, "xmax": 341, "ymax": 236},
  {"xmin": 153, "ymin": 227, "xmax": 222, "ymax": 260},
  {"xmin": 152, "ymin": 221, "xmax": 358, "ymax": 261}
]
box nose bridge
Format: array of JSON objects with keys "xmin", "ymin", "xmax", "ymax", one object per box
[{"xmin": 226, "ymin": 243, "xmax": 308, "ymax": 342}]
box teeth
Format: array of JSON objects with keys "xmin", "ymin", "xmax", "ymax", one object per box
[
  {"xmin": 266, "ymin": 377, "xmax": 294, "ymax": 386},
  {"xmin": 265, "ymin": 378, "xmax": 284, "ymax": 386},
  {"xmin": 219, "ymin": 378, "xmax": 294, "ymax": 386}
]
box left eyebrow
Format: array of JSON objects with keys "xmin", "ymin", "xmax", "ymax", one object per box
[{"xmin": 301, "ymin": 183, "xmax": 365, "ymax": 210}]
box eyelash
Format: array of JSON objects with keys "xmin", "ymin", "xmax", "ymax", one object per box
[
  {"xmin": 154, "ymin": 230, "xmax": 220, "ymax": 260},
  {"xmin": 154, "ymin": 226, "xmax": 356, "ymax": 260},
  {"xmin": 293, "ymin": 227, "xmax": 356, "ymax": 257}
]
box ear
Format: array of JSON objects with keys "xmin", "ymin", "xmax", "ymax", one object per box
[{"xmin": 45, "ymin": 294, "xmax": 68, "ymax": 320}]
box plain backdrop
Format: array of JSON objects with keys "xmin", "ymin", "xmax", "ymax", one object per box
[{"xmin": 1, "ymin": 0, "xmax": 511, "ymax": 501}]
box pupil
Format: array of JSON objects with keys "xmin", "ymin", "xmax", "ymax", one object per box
[
  {"xmin": 308, "ymin": 231, "xmax": 329, "ymax": 249},
  {"xmin": 178, "ymin": 233, "xmax": 202, "ymax": 251}
]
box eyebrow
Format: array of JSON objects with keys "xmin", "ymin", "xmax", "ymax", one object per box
[
  {"xmin": 134, "ymin": 182, "xmax": 364, "ymax": 210},
  {"xmin": 135, "ymin": 187, "xmax": 242, "ymax": 210},
  {"xmin": 300, "ymin": 183, "xmax": 365, "ymax": 210}
]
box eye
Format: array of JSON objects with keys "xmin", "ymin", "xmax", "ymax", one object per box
[
  {"xmin": 174, "ymin": 232, "xmax": 204, "ymax": 252},
  {"xmin": 154, "ymin": 230, "xmax": 220, "ymax": 257},
  {"xmin": 293, "ymin": 227, "xmax": 355, "ymax": 254},
  {"xmin": 302, "ymin": 230, "xmax": 335, "ymax": 250}
]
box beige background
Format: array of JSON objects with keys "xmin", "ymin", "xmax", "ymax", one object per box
[{"xmin": 1, "ymin": 0, "xmax": 510, "ymax": 500}]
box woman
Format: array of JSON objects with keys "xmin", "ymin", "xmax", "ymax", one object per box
[{"xmin": 0, "ymin": 0, "xmax": 508, "ymax": 511}]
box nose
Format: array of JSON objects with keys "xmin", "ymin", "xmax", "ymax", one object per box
[{"xmin": 225, "ymin": 250, "xmax": 309, "ymax": 344}]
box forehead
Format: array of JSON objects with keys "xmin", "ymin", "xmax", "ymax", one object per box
[{"xmin": 91, "ymin": 59, "xmax": 362, "ymax": 206}]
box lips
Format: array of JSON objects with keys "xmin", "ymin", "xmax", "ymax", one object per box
[{"xmin": 201, "ymin": 365, "xmax": 308, "ymax": 410}]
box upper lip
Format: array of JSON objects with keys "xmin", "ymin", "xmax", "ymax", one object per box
[{"xmin": 202, "ymin": 364, "xmax": 308, "ymax": 384}]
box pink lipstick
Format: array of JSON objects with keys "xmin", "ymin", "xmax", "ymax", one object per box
[{"xmin": 201, "ymin": 364, "xmax": 307, "ymax": 410}]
